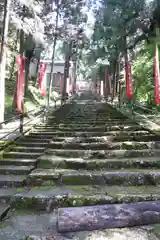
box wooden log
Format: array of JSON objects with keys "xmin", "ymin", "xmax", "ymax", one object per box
[{"xmin": 57, "ymin": 201, "xmax": 160, "ymax": 233}]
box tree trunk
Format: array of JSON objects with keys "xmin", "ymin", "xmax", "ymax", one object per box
[
  {"xmin": 62, "ymin": 41, "xmax": 72, "ymax": 101},
  {"xmin": 57, "ymin": 201, "xmax": 160, "ymax": 233},
  {"xmin": 47, "ymin": 0, "xmax": 59, "ymax": 108},
  {"xmin": 9, "ymin": 30, "xmax": 19, "ymax": 81},
  {"xmin": 72, "ymin": 60, "xmax": 77, "ymax": 94},
  {"xmin": 112, "ymin": 55, "xmax": 118, "ymax": 101},
  {"xmin": 0, "ymin": 0, "xmax": 11, "ymax": 123}
]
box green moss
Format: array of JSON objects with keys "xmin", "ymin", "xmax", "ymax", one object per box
[
  {"xmin": 16, "ymin": 188, "xmax": 26, "ymax": 193},
  {"xmin": 12, "ymin": 209, "xmax": 40, "ymax": 216},
  {"xmin": 26, "ymin": 176, "xmax": 56, "ymax": 187},
  {"xmin": 16, "ymin": 185, "xmax": 58, "ymax": 195},
  {"xmin": 0, "ymin": 222, "xmax": 9, "ymax": 228},
  {"xmin": 65, "ymin": 161, "xmax": 86, "ymax": 170},
  {"xmin": 37, "ymin": 159, "xmax": 55, "ymax": 169},
  {"xmin": 12, "ymin": 197, "xmax": 43, "ymax": 210},
  {"xmin": 121, "ymin": 142, "xmax": 148, "ymax": 150},
  {"xmin": 152, "ymin": 224, "xmax": 160, "ymax": 237},
  {"xmin": 86, "ymin": 161, "xmax": 103, "ymax": 170},
  {"xmin": 62, "ymin": 174, "xmax": 97, "ymax": 185}
]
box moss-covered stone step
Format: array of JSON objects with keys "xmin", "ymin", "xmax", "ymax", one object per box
[
  {"xmin": 47, "ymin": 141, "xmax": 153, "ymax": 150},
  {"xmin": 19, "ymin": 136, "xmax": 52, "ymax": 142},
  {"xmin": 38, "ymin": 156, "xmax": 160, "ymax": 170},
  {"xmin": 14, "ymin": 142, "xmax": 50, "ymax": 148},
  {"xmin": 11, "ymin": 185, "xmax": 160, "ymax": 211},
  {"xmin": 65, "ymin": 115, "xmax": 127, "ymax": 120},
  {"xmin": 33, "ymin": 125, "xmax": 144, "ymax": 132},
  {"xmin": 0, "ymin": 165, "xmax": 34, "ymax": 175},
  {"xmin": 3, "ymin": 152, "xmax": 42, "ymax": 159},
  {"xmin": 8, "ymin": 146, "xmax": 45, "ymax": 153},
  {"xmin": 30, "ymin": 130, "xmax": 150, "ymax": 138},
  {"xmin": 51, "ymin": 134, "xmax": 160, "ymax": 142},
  {"xmin": 28, "ymin": 168, "xmax": 160, "ymax": 186},
  {"xmin": 58, "ymin": 120, "xmax": 135, "ymax": 125},
  {"xmin": 45, "ymin": 148, "xmax": 160, "ymax": 158},
  {"xmin": 29, "ymin": 132, "xmax": 60, "ymax": 138},
  {"xmin": 0, "ymin": 159, "xmax": 38, "ymax": 166},
  {"xmin": 0, "ymin": 175, "xmax": 26, "ymax": 187},
  {"xmin": 62, "ymin": 117, "xmax": 133, "ymax": 122},
  {"xmin": 0, "ymin": 188, "xmax": 16, "ymax": 202},
  {"xmin": 35, "ymin": 123, "xmax": 139, "ymax": 129},
  {"xmin": 45, "ymin": 116, "xmax": 56, "ymax": 120},
  {"xmin": 36, "ymin": 121, "xmax": 136, "ymax": 128},
  {"xmin": 62, "ymin": 114, "xmax": 130, "ymax": 119},
  {"xmin": 0, "ymin": 140, "xmax": 13, "ymax": 148}
]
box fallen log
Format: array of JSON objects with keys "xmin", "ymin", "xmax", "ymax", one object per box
[{"xmin": 57, "ymin": 201, "xmax": 160, "ymax": 233}]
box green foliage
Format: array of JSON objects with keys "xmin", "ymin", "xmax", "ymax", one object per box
[{"xmin": 132, "ymin": 45, "xmax": 154, "ymax": 105}]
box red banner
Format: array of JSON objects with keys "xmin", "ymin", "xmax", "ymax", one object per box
[
  {"xmin": 38, "ymin": 62, "xmax": 46, "ymax": 96},
  {"xmin": 59, "ymin": 73, "xmax": 62, "ymax": 95},
  {"xmin": 125, "ymin": 60, "xmax": 133, "ymax": 100},
  {"xmin": 15, "ymin": 56, "xmax": 25, "ymax": 113},
  {"xmin": 154, "ymin": 44, "xmax": 160, "ymax": 104}
]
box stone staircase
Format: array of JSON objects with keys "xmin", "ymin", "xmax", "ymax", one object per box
[{"xmin": 1, "ymin": 98, "xmax": 160, "ymax": 238}]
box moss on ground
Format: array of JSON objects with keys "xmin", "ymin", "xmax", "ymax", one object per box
[
  {"xmin": 10, "ymin": 185, "xmax": 160, "ymax": 210},
  {"xmin": 5, "ymin": 81, "xmax": 60, "ymax": 120},
  {"xmin": 152, "ymin": 224, "xmax": 160, "ymax": 237},
  {"xmin": 37, "ymin": 159, "xmax": 55, "ymax": 169}
]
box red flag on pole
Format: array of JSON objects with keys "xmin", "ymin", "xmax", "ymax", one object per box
[
  {"xmin": 15, "ymin": 56, "xmax": 25, "ymax": 113},
  {"xmin": 38, "ymin": 62, "xmax": 46, "ymax": 97},
  {"xmin": 154, "ymin": 44, "xmax": 160, "ymax": 104},
  {"xmin": 125, "ymin": 60, "xmax": 133, "ymax": 100}
]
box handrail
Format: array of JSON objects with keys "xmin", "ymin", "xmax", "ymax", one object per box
[
  {"xmin": 134, "ymin": 103, "xmax": 156, "ymax": 114},
  {"xmin": 0, "ymin": 94, "xmax": 72, "ymax": 144},
  {"xmin": 113, "ymin": 99, "xmax": 156, "ymax": 115},
  {"xmin": 0, "ymin": 96, "xmax": 64, "ymax": 142},
  {"xmin": 1, "ymin": 106, "xmax": 44, "ymax": 126},
  {"xmin": 0, "ymin": 107, "xmax": 45, "ymax": 142}
]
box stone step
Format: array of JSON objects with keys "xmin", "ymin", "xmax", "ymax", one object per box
[
  {"xmin": 35, "ymin": 121, "xmax": 136, "ymax": 128},
  {"xmin": 19, "ymin": 137, "xmax": 52, "ymax": 142},
  {"xmin": 60, "ymin": 117, "xmax": 132, "ymax": 121},
  {"xmin": 64, "ymin": 117, "xmax": 127, "ymax": 121},
  {"xmin": 28, "ymin": 168, "xmax": 160, "ymax": 186},
  {"xmin": 0, "ymin": 175, "xmax": 26, "ymax": 187},
  {"xmin": 45, "ymin": 148, "xmax": 160, "ymax": 158},
  {"xmin": 11, "ymin": 185, "xmax": 160, "ymax": 211},
  {"xmin": 47, "ymin": 141, "xmax": 159, "ymax": 150},
  {"xmin": 33, "ymin": 125, "xmax": 144, "ymax": 132},
  {"xmin": 38, "ymin": 156, "xmax": 160, "ymax": 170},
  {"xmin": 51, "ymin": 135, "xmax": 160, "ymax": 142},
  {"xmin": 3, "ymin": 152, "xmax": 41, "ymax": 159},
  {"xmin": 28, "ymin": 132, "xmax": 58, "ymax": 137},
  {"xmin": 35, "ymin": 124, "xmax": 141, "ymax": 130},
  {"xmin": 0, "ymin": 165, "xmax": 34, "ymax": 175},
  {"xmin": 65, "ymin": 113, "xmax": 126, "ymax": 117},
  {"xmin": 0, "ymin": 159, "xmax": 38, "ymax": 166},
  {"xmin": 15, "ymin": 142, "xmax": 50, "ymax": 148},
  {"xmin": 57, "ymin": 120, "xmax": 135, "ymax": 125},
  {"xmin": 8, "ymin": 146, "xmax": 45, "ymax": 153},
  {"xmin": 29, "ymin": 130, "xmax": 150, "ymax": 138},
  {"xmin": 0, "ymin": 188, "xmax": 16, "ymax": 202}
]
